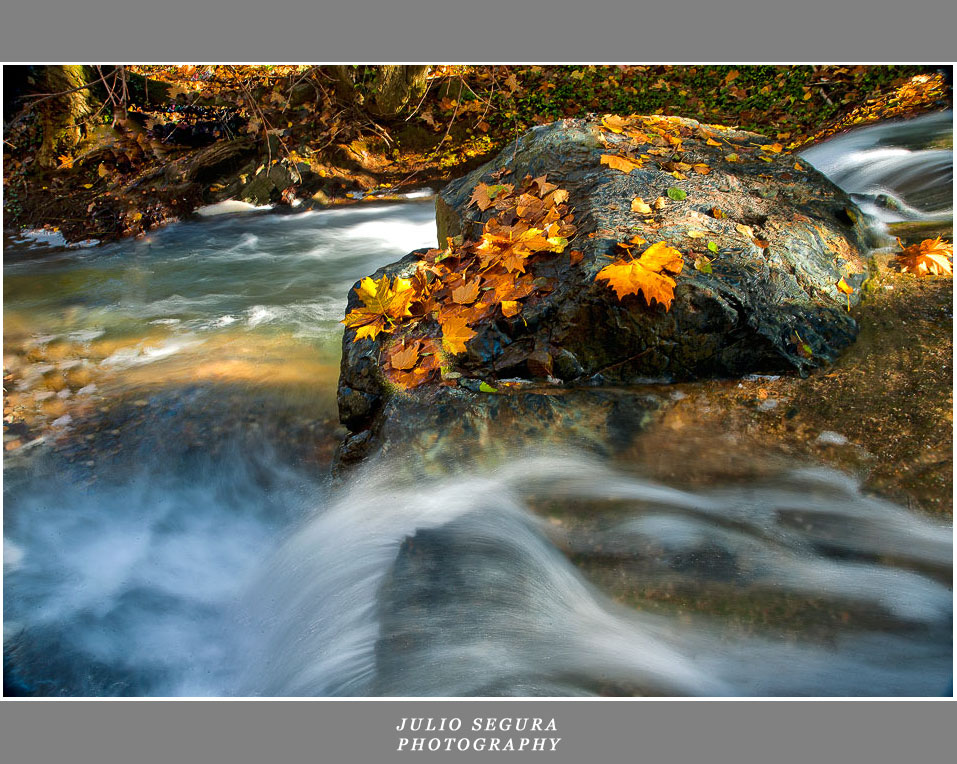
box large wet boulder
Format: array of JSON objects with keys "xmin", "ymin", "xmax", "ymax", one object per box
[{"xmin": 337, "ymin": 115, "xmax": 871, "ymax": 460}]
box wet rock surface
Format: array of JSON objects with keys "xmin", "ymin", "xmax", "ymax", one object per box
[{"xmin": 337, "ymin": 115, "xmax": 872, "ymax": 468}]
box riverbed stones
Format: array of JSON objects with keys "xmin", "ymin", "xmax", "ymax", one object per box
[{"xmin": 337, "ymin": 115, "xmax": 872, "ymax": 467}]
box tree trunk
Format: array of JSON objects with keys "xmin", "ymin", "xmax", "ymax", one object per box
[
  {"xmin": 31, "ymin": 65, "xmax": 99, "ymax": 169},
  {"xmin": 370, "ymin": 65, "xmax": 429, "ymax": 118}
]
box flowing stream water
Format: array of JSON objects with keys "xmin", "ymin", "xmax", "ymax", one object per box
[{"xmin": 3, "ymin": 116, "xmax": 953, "ymax": 697}]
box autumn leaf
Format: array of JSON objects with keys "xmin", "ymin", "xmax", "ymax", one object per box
[
  {"xmin": 666, "ymin": 187, "xmax": 687, "ymax": 201},
  {"xmin": 341, "ymin": 275, "xmax": 415, "ymax": 340},
  {"xmin": 501, "ymin": 300, "xmax": 522, "ymax": 317},
  {"xmin": 601, "ymin": 154, "xmax": 643, "ymax": 174},
  {"xmin": 692, "ymin": 164, "xmax": 711, "ymax": 175},
  {"xmin": 631, "ymin": 197, "xmax": 653, "ymax": 215},
  {"xmin": 687, "ymin": 230, "xmax": 706, "ymax": 239},
  {"xmin": 57, "ymin": 154, "xmax": 74, "ymax": 170},
  {"xmin": 836, "ymin": 276, "xmax": 854, "ymax": 311},
  {"xmin": 440, "ymin": 315, "xmax": 477, "ymax": 355},
  {"xmin": 601, "ymin": 114, "xmax": 630, "ymax": 134},
  {"xmin": 452, "ymin": 278, "xmax": 482, "ymax": 305},
  {"xmin": 387, "ymin": 340, "xmax": 421, "ymax": 370},
  {"xmin": 469, "ymin": 183, "xmax": 513, "ymax": 211},
  {"xmin": 895, "ymin": 237, "xmax": 953, "ymax": 276},
  {"xmin": 596, "ymin": 241, "xmax": 684, "ymax": 310}
]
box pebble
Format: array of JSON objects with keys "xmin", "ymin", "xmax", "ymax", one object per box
[
  {"xmin": 34, "ymin": 391, "xmax": 56, "ymax": 401},
  {"xmin": 77, "ymin": 384, "xmax": 98, "ymax": 395},
  {"xmin": 757, "ymin": 398, "xmax": 779, "ymax": 411},
  {"xmin": 57, "ymin": 389, "xmax": 72, "ymax": 399},
  {"xmin": 816, "ymin": 430, "xmax": 849, "ymax": 446},
  {"xmin": 134, "ymin": 399, "xmax": 149, "ymax": 407},
  {"xmin": 670, "ymin": 391, "xmax": 687, "ymax": 401},
  {"xmin": 51, "ymin": 414, "xmax": 73, "ymax": 428}
]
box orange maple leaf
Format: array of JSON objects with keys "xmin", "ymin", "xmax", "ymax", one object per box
[
  {"xmin": 896, "ymin": 237, "xmax": 953, "ymax": 276},
  {"xmin": 452, "ymin": 277, "xmax": 482, "ymax": 305},
  {"xmin": 596, "ymin": 242, "xmax": 684, "ymax": 310},
  {"xmin": 439, "ymin": 315, "xmax": 477, "ymax": 355},
  {"xmin": 387, "ymin": 340, "xmax": 421, "ymax": 370}
]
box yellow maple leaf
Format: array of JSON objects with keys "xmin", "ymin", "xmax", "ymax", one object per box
[
  {"xmin": 631, "ymin": 197, "xmax": 653, "ymax": 215},
  {"xmin": 341, "ymin": 275, "xmax": 415, "ymax": 340},
  {"xmin": 601, "ymin": 154, "xmax": 643, "ymax": 174},
  {"xmin": 601, "ymin": 114, "xmax": 630, "ymax": 134},
  {"xmin": 596, "ymin": 242, "xmax": 684, "ymax": 309},
  {"xmin": 896, "ymin": 237, "xmax": 953, "ymax": 276},
  {"xmin": 57, "ymin": 154, "xmax": 74, "ymax": 170}
]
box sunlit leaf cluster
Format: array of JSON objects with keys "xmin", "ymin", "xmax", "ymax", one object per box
[{"xmin": 342, "ymin": 174, "xmax": 579, "ymax": 389}]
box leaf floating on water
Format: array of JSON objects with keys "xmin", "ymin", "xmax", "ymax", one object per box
[
  {"xmin": 694, "ymin": 256, "xmax": 713, "ymax": 274},
  {"xmin": 707, "ymin": 241, "xmax": 719, "ymax": 253},
  {"xmin": 478, "ymin": 381, "xmax": 499, "ymax": 393},
  {"xmin": 692, "ymin": 163, "xmax": 711, "ymax": 175},
  {"xmin": 653, "ymin": 196, "xmax": 668, "ymax": 210},
  {"xmin": 895, "ymin": 236, "xmax": 953, "ymax": 276},
  {"xmin": 631, "ymin": 196, "xmax": 653, "ymax": 215},
  {"xmin": 687, "ymin": 230, "xmax": 706, "ymax": 239},
  {"xmin": 666, "ymin": 187, "xmax": 687, "ymax": 201},
  {"xmin": 711, "ymin": 207, "xmax": 726, "ymax": 219}
]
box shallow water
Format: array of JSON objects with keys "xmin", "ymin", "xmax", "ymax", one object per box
[{"xmin": 4, "ymin": 115, "xmax": 954, "ymax": 697}]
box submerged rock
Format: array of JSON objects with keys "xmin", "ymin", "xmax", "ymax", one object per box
[{"xmin": 337, "ymin": 115, "xmax": 871, "ymax": 466}]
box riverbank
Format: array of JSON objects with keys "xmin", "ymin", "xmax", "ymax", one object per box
[{"xmin": 3, "ymin": 65, "xmax": 950, "ymax": 244}]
